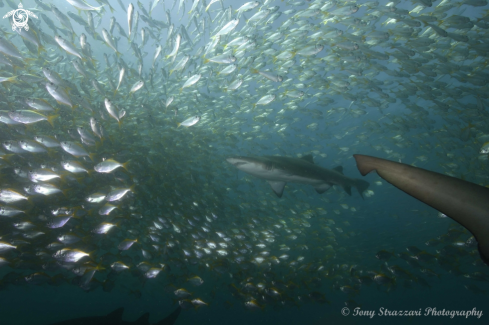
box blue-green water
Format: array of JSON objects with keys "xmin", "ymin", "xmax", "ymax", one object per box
[{"xmin": 0, "ymin": 0, "xmax": 487, "ymax": 324}]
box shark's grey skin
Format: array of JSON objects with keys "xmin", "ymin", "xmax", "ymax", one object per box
[
  {"xmin": 44, "ymin": 306, "xmax": 181, "ymax": 325},
  {"xmin": 354, "ymin": 154, "xmax": 489, "ymax": 267},
  {"xmin": 227, "ymin": 154, "xmax": 370, "ymax": 198}
]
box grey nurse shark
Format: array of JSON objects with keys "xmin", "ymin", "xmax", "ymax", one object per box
[{"xmin": 227, "ymin": 154, "xmax": 370, "ymax": 198}]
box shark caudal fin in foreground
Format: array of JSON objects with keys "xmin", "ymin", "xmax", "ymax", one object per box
[{"xmin": 353, "ymin": 154, "xmax": 489, "ymax": 267}]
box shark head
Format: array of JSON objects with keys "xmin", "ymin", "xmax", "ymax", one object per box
[{"xmin": 226, "ymin": 156, "xmax": 266, "ymax": 174}]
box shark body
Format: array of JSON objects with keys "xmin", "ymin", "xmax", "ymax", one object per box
[{"xmin": 227, "ymin": 154, "xmax": 370, "ymax": 198}]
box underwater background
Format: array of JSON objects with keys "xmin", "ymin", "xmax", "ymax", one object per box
[{"xmin": 0, "ymin": 0, "xmax": 487, "ymax": 324}]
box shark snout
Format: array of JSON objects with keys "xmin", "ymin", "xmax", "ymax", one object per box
[{"xmin": 226, "ymin": 157, "xmax": 247, "ymax": 166}]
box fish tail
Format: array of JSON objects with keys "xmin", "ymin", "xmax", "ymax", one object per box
[
  {"xmin": 122, "ymin": 160, "xmax": 131, "ymax": 171},
  {"xmin": 38, "ymin": 45, "xmax": 46, "ymax": 55},
  {"xmin": 8, "ymin": 76, "xmax": 19, "ymax": 84},
  {"xmin": 89, "ymin": 153, "xmax": 96, "ymax": 162},
  {"xmin": 47, "ymin": 148, "xmax": 57, "ymax": 159},
  {"xmin": 95, "ymin": 140, "xmax": 102, "ymax": 151},
  {"xmin": 47, "ymin": 114, "xmax": 59, "ymax": 128}
]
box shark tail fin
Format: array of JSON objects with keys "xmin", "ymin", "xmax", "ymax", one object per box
[{"xmin": 354, "ymin": 179, "xmax": 370, "ymax": 199}]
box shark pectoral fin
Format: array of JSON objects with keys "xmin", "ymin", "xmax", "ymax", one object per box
[
  {"xmin": 300, "ymin": 154, "xmax": 315, "ymax": 164},
  {"xmin": 268, "ymin": 181, "xmax": 286, "ymax": 198},
  {"xmin": 106, "ymin": 307, "xmax": 124, "ymax": 324},
  {"xmin": 315, "ymin": 184, "xmax": 331, "ymax": 194},
  {"xmin": 353, "ymin": 154, "xmax": 489, "ymax": 267},
  {"xmin": 332, "ymin": 166, "xmax": 344, "ymax": 174}
]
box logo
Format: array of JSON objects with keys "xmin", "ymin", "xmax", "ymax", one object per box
[{"xmin": 3, "ymin": 3, "xmax": 37, "ymax": 32}]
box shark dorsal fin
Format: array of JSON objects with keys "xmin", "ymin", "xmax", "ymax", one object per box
[
  {"xmin": 333, "ymin": 166, "xmax": 344, "ymax": 174},
  {"xmin": 106, "ymin": 307, "xmax": 124, "ymax": 324},
  {"xmin": 301, "ymin": 154, "xmax": 314, "ymax": 164},
  {"xmin": 268, "ymin": 181, "xmax": 286, "ymax": 198}
]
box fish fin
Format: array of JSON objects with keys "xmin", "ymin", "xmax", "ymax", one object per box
[
  {"xmin": 353, "ymin": 154, "xmax": 489, "ymax": 266},
  {"xmin": 342, "ymin": 185, "xmax": 352, "ymax": 196},
  {"xmin": 354, "ymin": 179, "xmax": 370, "ymax": 199},
  {"xmin": 122, "ymin": 160, "xmax": 131, "ymax": 171},
  {"xmin": 89, "ymin": 153, "xmax": 96, "ymax": 162},
  {"xmin": 315, "ymin": 184, "xmax": 331, "ymax": 194},
  {"xmin": 332, "ymin": 166, "xmax": 344, "ymax": 174},
  {"xmin": 47, "ymin": 114, "xmax": 59, "ymax": 128},
  {"xmin": 38, "ymin": 45, "xmax": 46, "ymax": 55},
  {"xmin": 268, "ymin": 181, "xmax": 286, "ymax": 198},
  {"xmin": 300, "ymin": 154, "xmax": 314, "ymax": 164}
]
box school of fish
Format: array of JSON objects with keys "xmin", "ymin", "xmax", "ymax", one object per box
[{"xmin": 0, "ymin": 0, "xmax": 488, "ymax": 314}]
